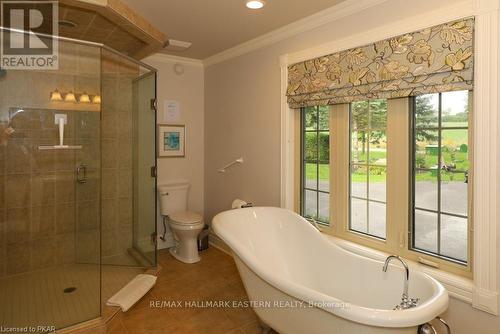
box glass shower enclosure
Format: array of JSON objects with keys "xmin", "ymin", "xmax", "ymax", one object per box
[{"xmin": 0, "ymin": 32, "xmax": 157, "ymax": 330}]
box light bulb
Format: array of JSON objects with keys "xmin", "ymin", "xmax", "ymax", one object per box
[
  {"xmin": 50, "ymin": 89, "xmax": 63, "ymax": 101},
  {"xmin": 92, "ymin": 95, "xmax": 101, "ymax": 104},
  {"xmin": 246, "ymin": 0, "xmax": 265, "ymax": 9},
  {"xmin": 64, "ymin": 91, "xmax": 76, "ymax": 102},
  {"xmin": 79, "ymin": 92, "xmax": 90, "ymax": 103}
]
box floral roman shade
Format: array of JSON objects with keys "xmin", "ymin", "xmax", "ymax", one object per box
[{"xmin": 286, "ymin": 18, "xmax": 474, "ymax": 108}]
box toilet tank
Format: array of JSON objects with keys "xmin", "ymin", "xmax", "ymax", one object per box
[{"xmin": 158, "ymin": 181, "xmax": 190, "ymax": 216}]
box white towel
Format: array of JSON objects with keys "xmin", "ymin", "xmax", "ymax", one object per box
[{"xmin": 106, "ymin": 274, "xmax": 157, "ymax": 312}]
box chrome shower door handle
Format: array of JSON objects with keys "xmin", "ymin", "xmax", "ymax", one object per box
[{"xmin": 76, "ymin": 164, "xmax": 87, "ymax": 184}]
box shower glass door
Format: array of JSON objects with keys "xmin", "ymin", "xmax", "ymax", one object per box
[
  {"xmin": 0, "ymin": 32, "xmax": 157, "ymax": 332},
  {"xmin": 132, "ymin": 72, "xmax": 157, "ymax": 265},
  {"xmin": 75, "ymin": 110, "xmax": 101, "ymax": 265}
]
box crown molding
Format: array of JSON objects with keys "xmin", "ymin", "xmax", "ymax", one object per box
[
  {"xmin": 203, "ymin": 0, "xmax": 389, "ymax": 67},
  {"xmin": 145, "ymin": 53, "xmax": 204, "ymax": 67}
]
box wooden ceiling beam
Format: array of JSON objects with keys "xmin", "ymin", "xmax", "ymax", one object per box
[{"xmin": 59, "ymin": 0, "xmax": 166, "ymax": 59}]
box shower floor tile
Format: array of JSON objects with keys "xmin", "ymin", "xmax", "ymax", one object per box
[{"xmin": 0, "ymin": 264, "xmax": 142, "ymax": 330}]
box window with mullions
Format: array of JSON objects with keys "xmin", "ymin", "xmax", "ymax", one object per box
[
  {"xmin": 411, "ymin": 91, "xmax": 470, "ymax": 264},
  {"xmin": 349, "ymin": 100, "xmax": 387, "ymax": 239},
  {"xmin": 301, "ymin": 106, "xmax": 330, "ymax": 224}
]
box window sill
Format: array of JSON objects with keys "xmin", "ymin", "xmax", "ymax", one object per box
[{"xmin": 321, "ymin": 233, "xmax": 474, "ymax": 304}]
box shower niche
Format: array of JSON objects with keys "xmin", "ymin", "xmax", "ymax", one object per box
[{"xmin": 0, "ymin": 36, "xmax": 157, "ymax": 330}]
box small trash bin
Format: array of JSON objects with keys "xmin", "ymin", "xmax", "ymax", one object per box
[{"xmin": 198, "ymin": 225, "xmax": 209, "ymax": 251}]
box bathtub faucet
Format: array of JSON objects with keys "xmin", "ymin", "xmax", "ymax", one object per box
[{"xmin": 382, "ymin": 255, "xmax": 419, "ymax": 310}]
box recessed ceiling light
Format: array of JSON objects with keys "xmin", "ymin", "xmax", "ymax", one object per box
[{"xmin": 246, "ymin": 0, "xmax": 265, "ymax": 10}]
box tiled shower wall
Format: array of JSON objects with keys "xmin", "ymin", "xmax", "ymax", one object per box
[
  {"xmin": 0, "ymin": 44, "xmax": 141, "ymax": 277},
  {"xmin": 0, "ymin": 43, "xmax": 102, "ymax": 277},
  {"xmin": 1, "ymin": 108, "xmax": 101, "ymax": 276}
]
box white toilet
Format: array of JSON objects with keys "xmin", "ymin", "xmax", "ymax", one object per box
[{"xmin": 158, "ymin": 182, "xmax": 204, "ymax": 264}]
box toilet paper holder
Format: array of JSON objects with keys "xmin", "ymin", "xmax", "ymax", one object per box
[{"xmin": 232, "ymin": 199, "xmax": 253, "ymax": 209}]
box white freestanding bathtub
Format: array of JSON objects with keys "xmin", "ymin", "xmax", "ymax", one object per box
[{"xmin": 212, "ymin": 207, "xmax": 449, "ymax": 334}]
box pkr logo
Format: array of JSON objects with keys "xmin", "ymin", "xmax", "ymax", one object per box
[{"xmin": 1, "ymin": 1, "xmax": 58, "ymax": 69}]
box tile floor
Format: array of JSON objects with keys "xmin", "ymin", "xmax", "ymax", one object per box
[{"xmin": 110, "ymin": 247, "xmax": 269, "ymax": 334}]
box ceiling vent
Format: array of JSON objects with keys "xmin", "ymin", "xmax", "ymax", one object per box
[{"xmin": 163, "ymin": 39, "xmax": 192, "ymax": 52}]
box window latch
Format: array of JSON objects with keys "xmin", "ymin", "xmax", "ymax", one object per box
[{"xmin": 399, "ymin": 231, "xmax": 406, "ymax": 248}]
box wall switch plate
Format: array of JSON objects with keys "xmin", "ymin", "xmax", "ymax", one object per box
[{"xmin": 54, "ymin": 114, "xmax": 67, "ymax": 125}]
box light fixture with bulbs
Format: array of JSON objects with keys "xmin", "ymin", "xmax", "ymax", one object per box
[
  {"xmin": 49, "ymin": 89, "xmax": 101, "ymax": 104},
  {"xmin": 246, "ymin": 0, "xmax": 265, "ymax": 9}
]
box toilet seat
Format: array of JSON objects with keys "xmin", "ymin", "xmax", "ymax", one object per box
[{"xmin": 169, "ymin": 211, "xmax": 203, "ymax": 226}]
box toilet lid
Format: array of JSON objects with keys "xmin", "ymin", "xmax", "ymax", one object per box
[{"xmin": 169, "ymin": 211, "xmax": 203, "ymax": 225}]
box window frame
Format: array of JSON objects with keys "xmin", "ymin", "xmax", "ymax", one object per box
[
  {"xmin": 348, "ymin": 100, "xmax": 388, "ymax": 240},
  {"xmin": 406, "ymin": 92, "xmax": 473, "ymax": 274},
  {"xmin": 298, "ymin": 96, "xmax": 472, "ymax": 278},
  {"xmin": 282, "ymin": 4, "xmax": 500, "ymax": 312},
  {"xmin": 299, "ymin": 106, "xmax": 330, "ymax": 225}
]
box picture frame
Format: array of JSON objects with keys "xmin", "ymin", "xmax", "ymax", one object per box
[{"xmin": 157, "ymin": 124, "xmax": 185, "ymax": 157}]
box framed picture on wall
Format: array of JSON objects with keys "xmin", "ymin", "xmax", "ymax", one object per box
[{"xmin": 158, "ymin": 124, "xmax": 185, "ymax": 157}]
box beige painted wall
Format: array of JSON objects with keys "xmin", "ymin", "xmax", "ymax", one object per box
[
  {"xmin": 204, "ymin": 0, "xmax": 500, "ymax": 332},
  {"xmin": 144, "ymin": 55, "xmax": 205, "ymax": 247},
  {"xmin": 205, "ymin": 57, "xmax": 282, "ymax": 219}
]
